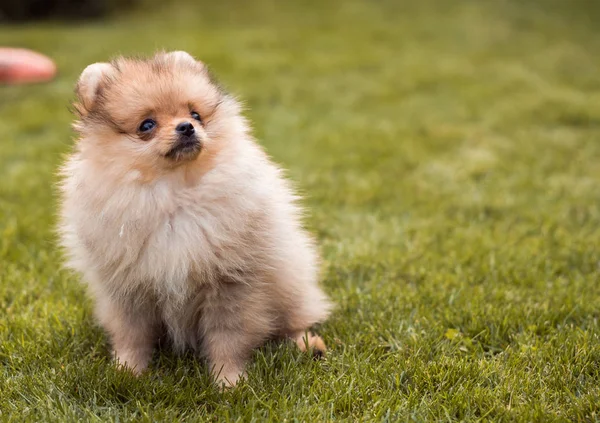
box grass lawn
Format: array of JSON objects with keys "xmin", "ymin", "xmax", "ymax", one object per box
[{"xmin": 1, "ymin": 0, "xmax": 600, "ymax": 420}]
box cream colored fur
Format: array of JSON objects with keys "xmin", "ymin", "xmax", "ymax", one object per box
[{"xmin": 58, "ymin": 51, "xmax": 331, "ymax": 386}]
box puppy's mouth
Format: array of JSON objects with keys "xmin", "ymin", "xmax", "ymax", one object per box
[{"xmin": 165, "ymin": 136, "xmax": 202, "ymax": 161}]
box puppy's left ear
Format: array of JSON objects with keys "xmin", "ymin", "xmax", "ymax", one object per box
[
  {"xmin": 164, "ymin": 51, "xmax": 205, "ymax": 68},
  {"xmin": 75, "ymin": 62, "xmax": 113, "ymax": 116}
]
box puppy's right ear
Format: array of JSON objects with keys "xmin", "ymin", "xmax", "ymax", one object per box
[{"xmin": 75, "ymin": 62, "xmax": 113, "ymax": 116}]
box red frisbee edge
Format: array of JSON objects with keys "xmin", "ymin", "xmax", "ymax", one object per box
[{"xmin": 0, "ymin": 48, "xmax": 57, "ymax": 84}]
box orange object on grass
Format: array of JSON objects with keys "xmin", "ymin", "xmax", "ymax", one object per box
[{"xmin": 0, "ymin": 48, "xmax": 56, "ymax": 84}]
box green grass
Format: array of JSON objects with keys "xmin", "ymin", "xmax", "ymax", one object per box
[{"xmin": 1, "ymin": 0, "xmax": 600, "ymax": 420}]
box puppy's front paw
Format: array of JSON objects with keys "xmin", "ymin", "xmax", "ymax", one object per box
[
  {"xmin": 213, "ymin": 365, "xmax": 245, "ymax": 389},
  {"xmin": 114, "ymin": 348, "xmax": 151, "ymax": 376},
  {"xmin": 294, "ymin": 331, "xmax": 327, "ymax": 359}
]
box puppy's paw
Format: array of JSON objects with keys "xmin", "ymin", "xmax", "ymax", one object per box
[
  {"xmin": 114, "ymin": 348, "xmax": 151, "ymax": 376},
  {"xmin": 213, "ymin": 366, "xmax": 245, "ymax": 389},
  {"xmin": 294, "ymin": 331, "xmax": 327, "ymax": 359}
]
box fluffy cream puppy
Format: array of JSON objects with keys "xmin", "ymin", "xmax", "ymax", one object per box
[{"xmin": 58, "ymin": 51, "xmax": 331, "ymax": 386}]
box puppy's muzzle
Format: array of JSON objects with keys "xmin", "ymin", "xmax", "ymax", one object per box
[{"xmin": 166, "ymin": 121, "xmax": 202, "ymax": 160}]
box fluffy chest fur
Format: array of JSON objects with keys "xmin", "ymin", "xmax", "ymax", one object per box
[{"xmin": 60, "ymin": 151, "xmax": 272, "ymax": 305}]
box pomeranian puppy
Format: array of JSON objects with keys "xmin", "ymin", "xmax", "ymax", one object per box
[{"xmin": 58, "ymin": 51, "xmax": 331, "ymax": 386}]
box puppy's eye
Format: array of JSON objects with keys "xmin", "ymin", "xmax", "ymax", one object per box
[
  {"xmin": 191, "ymin": 111, "xmax": 202, "ymax": 123},
  {"xmin": 139, "ymin": 119, "xmax": 156, "ymax": 132}
]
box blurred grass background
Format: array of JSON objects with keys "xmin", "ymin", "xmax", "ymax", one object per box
[{"xmin": 1, "ymin": 0, "xmax": 600, "ymax": 420}]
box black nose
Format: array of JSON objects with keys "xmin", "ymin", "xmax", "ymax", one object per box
[{"xmin": 176, "ymin": 121, "xmax": 195, "ymax": 136}]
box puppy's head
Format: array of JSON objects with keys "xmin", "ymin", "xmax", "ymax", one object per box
[{"xmin": 73, "ymin": 51, "xmax": 241, "ymax": 181}]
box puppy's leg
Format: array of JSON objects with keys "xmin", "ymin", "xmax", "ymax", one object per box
[
  {"xmin": 95, "ymin": 293, "xmax": 158, "ymax": 375},
  {"xmin": 281, "ymin": 283, "xmax": 331, "ymax": 358},
  {"xmin": 202, "ymin": 328, "xmax": 251, "ymax": 387},
  {"xmin": 200, "ymin": 281, "xmax": 272, "ymax": 387},
  {"xmin": 269, "ymin": 239, "xmax": 332, "ymax": 358}
]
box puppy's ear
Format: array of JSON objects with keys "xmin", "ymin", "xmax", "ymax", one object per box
[
  {"xmin": 75, "ymin": 62, "xmax": 113, "ymax": 116},
  {"xmin": 164, "ymin": 51, "xmax": 205, "ymax": 68}
]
